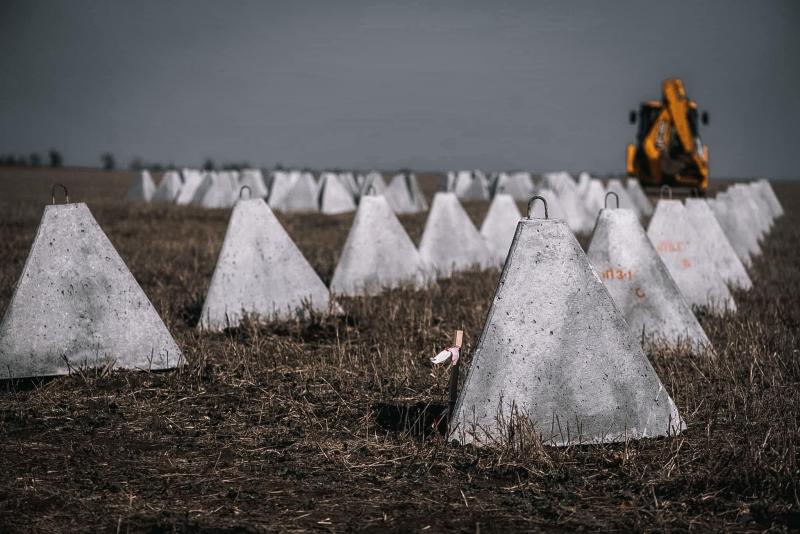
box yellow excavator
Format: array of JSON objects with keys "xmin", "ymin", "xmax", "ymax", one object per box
[{"xmin": 626, "ymin": 78, "xmax": 710, "ymax": 192}]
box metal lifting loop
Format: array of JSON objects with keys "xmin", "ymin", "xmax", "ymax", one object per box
[
  {"xmin": 527, "ymin": 195, "xmax": 548, "ymax": 219},
  {"xmin": 660, "ymin": 185, "xmax": 672, "ymax": 200},
  {"xmin": 51, "ymin": 184, "xmax": 69, "ymax": 205},
  {"xmin": 239, "ymin": 185, "xmax": 252, "ymax": 200},
  {"xmin": 604, "ymin": 191, "xmax": 619, "ymax": 209},
  {"xmin": 366, "ymin": 183, "xmax": 376, "ymax": 196}
]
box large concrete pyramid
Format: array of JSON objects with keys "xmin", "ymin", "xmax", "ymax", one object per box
[
  {"xmin": 647, "ymin": 200, "xmax": 736, "ymax": 313},
  {"xmin": 176, "ymin": 169, "xmax": 203, "ymax": 205},
  {"xmin": 0, "ymin": 203, "xmax": 183, "ymax": 378},
  {"xmin": 126, "ymin": 170, "xmax": 156, "ymax": 202},
  {"xmin": 419, "ymin": 193, "xmax": 493, "ymax": 277},
  {"xmin": 685, "ymin": 198, "xmax": 752, "ymax": 290},
  {"xmin": 587, "ymin": 208, "xmax": 710, "ymax": 349},
  {"xmin": 153, "ymin": 170, "xmax": 182, "ymax": 203},
  {"xmin": 452, "ymin": 211, "xmax": 685, "ymax": 446},
  {"xmin": 626, "ymin": 178, "xmax": 653, "ymax": 217},
  {"xmin": 319, "ymin": 173, "xmax": 356, "ymax": 215},
  {"xmin": 200, "ymin": 199, "xmax": 331, "ymax": 330},
  {"xmin": 330, "ymin": 195, "xmax": 424, "ymax": 296},
  {"xmin": 745, "ymin": 182, "xmax": 774, "ymax": 231},
  {"xmin": 480, "ymin": 193, "xmax": 522, "ymax": 265}
]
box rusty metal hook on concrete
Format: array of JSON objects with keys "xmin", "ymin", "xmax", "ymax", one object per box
[
  {"xmin": 605, "ymin": 191, "xmax": 619, "ymax": 209},
  {"xmin": 527, "ymin": 195, "xmax": 548, "ymax": 219},
  {"xmin": 660, "ymin": 185, "xmax": 673, "ymax": 200}
]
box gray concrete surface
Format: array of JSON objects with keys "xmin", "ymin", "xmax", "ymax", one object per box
[
  {"xmin": 647, "ymin": 200, "xmax": 736, "ymax": 313},
  {"xmin": 626, "ymin": 178, "xmax": 654, "ymax": 217},
  {"xmin": 330, "ymin": 195, "xmax": 424, "ymax": 296},
  {"xmin": 685, "ymin": 198, "xmax": 752, "ymax": 290},
  {"xmin": 452, "ymin": 216, "xmax": 685, "ymax": 446},
  {"xmin": 587, "ymin": 208, "xmax": 711, "ymax": 350},
  {"xmin": 480, "ymin": 193, "xmax": 522, "ymax": 266},
  {"xmin": 0, "ymin": 203, "xmax": 183, "ymax": 378},
  {"xmin": 126, "ymin": 170, "xmax": 156, "ymax": 202},
  {"xmin": 418, "ymin": 192, "xmax": 494, "ymax": 277},
  {"xmin": 153, "ymin": 170, "xmax": 182, "ymax": 203},
  {"xmin": 319, "ymin": 173, "xmax": 356, "ymax": 215},
  {"xmin": 199, "ymin": 199, "xmax": 331, "ymax": 330}
]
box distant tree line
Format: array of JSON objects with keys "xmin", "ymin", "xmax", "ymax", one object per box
[{"xmin": 0, "ymin": 150, "xmax": 63, "ymax": 168}]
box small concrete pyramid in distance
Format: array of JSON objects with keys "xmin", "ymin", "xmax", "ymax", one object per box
[
  {"xmin": 581, "ymin": 178, "xmax": 606, "ymax": 222},
  {"xmin": 273, "ymin": 171, "xmax": 319, "ymax": 213},
  {"xmin": 456, "ymin": 172, "xmax": 490, "ymax": 201},
  {"xmin": 0, "ymin": 201, "xmax": 183, "ymax": 378},
  {"xmin": 647, "ymin": 199, "xmax": 736, "ymax": 313},
  {"xmin": 405, "ymin": 172, "xmax": 429, "ymax": 211},
  {"xmin": 757, "ymin": 179, "xmax": 784, "ymax": 218},
  {"xmin": 318, "ymin": 172, "xmax": 356, "ymax": 215},
  {"xmin": 626, "ymin": 178, "xmax": 654, "ymax": 217},
  {"xmin": 480, "ymin": 193, "xmax": 522, "ymax": 265},
  {"xmin": 176, "ymin": 169, "xmax": 203, "ymax": 205},
  {"xmin": 192, "ymin": 172, "xmax": 235, "ymax": 209},
  {"xmin": 153, "ymin": 170, "xmax": 183, "ymax": 203},
  {"xmin": 384, "ymin": 173, "xmax": 421, "ymax": 214},
  {"xmin": 685, "ymin": 198, "xmax": 752, "ymax": 290},
  {"xmin": 495, "ymin": 172, "xmax": 534, "ymax": 201},
  {"xmin": 359, "ymin": 172, "xmax": 387, "ymax": 199},
  {"xmin": 707, "ymin": 197, "xmax": 754, "ymax": 267},
  {"xmin": 418, "ymin": 192, "xmax": 493, "ymax": 277},
  {"xmin": 200, "ymin": 199, "xmax": 331, "ymax": 330},
  {"xmin": 330, "ymin": 194, "xmax": 424, "ymax": 296},
  {"xmin": 717, "ymin": 191, "xmax": 762, "ymax": 258},
  {"xmin": 730, "ymin": 184, "xmax": 768, "ymax": 241},
  {"xmin": 452, "ymin": 199, "xmax": 685, "ymax": 446},
  {"xmin": 126, "ymin": 170, "xmax": 156, "ymax": 202},
  {"xmin": 587, "ymin": 205, "xmax": 711, "ymax": 350},
  {"xmin": 745, "ymin": 182, "xmax": 774, "ymax": 231},
  {"xmin": 238, "ymin": 169, "xmax": 269, "ymax": 199}
]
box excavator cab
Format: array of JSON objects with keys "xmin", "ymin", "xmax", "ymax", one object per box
[{"xmin": 626, "ymin": 79, "xmax": 709, "ymax": 192}]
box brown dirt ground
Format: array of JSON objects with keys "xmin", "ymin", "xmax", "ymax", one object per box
[{"xmin": 0, "ymin": 167, "xmax": 798, "ymax": 533}]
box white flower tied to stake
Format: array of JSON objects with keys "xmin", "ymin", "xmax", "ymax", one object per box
[{"xmin": 431, "ymin": 330, "xmax": 464, "ymax": 429}]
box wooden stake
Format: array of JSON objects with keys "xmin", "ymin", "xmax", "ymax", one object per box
[{"xmin": 447, "ymin": 330, "xmax": 463, "ymax": 425}]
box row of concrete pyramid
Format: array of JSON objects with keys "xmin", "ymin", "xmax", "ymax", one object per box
[
  {"xmin": 126, "ymin": 168, "xmax": 428, "ymax": 215},
  {"xmin": 450, "ymin": 179, "xmax": 784, "ymax": 447},
  {"xmin": 0, "ymin": 178, "xmax": 785, "ymax": 451},
  {"xmin": 448, "ymin": 169, "xmax": 653, "ymax": 235},
  {"xmin": 199, "ymin": 191, "xmax": 519, "ymax": 330}
]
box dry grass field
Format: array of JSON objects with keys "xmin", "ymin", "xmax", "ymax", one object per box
[{"xmin": 0, "ymin": 167, "xmax": 798, "ymax": 532}]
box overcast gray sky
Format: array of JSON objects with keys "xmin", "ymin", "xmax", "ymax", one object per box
[{"xmin": 1, "ymin": 0, "xmax": 798, "ymax": 178}]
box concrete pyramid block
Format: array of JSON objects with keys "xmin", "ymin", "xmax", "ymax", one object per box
[
  {"xmin": 330, "ymin": 195, "xmax": 424, "ymax": 296},
  {"xmin": 192, "ymin": 172, "xmax": 235, "ymax": 209},
  {"xmin": 126, "ymin": 170, "xmax": 156, "ymax": 202},
  {"xmin": 0, "ymin": 203, "xmax": 183, "ymax": 378},
  {"xmin": 153, "ymin": 170, "xmax": 182, "ymax": 203},
  {"xmin": 359, "ymin": 172, "xmax": 388, "ymax": 198},
  {"xmin": 708, "ymin": 196, "xmax": 756, "ymax": 267},
  {"xmin": 577, "ymin": 171, "xmax": 591, "ymax": 197},
  {"xmin": 272, "ymin": 172, "xmax": 319, "ymax": 213},
  {"xmin": 384, "ymin": 173, "xmax": 418, "ymax": 214},
  {"xmin": 731, "ymin": 184, "xmax": 768, "ymax": 240},
  {"xmin": 757, "ymin": 179, "xmax": 784, "ymax": 218},
  {"xmin": 626, "ymin": 178, "xmax": 653, "ymax": 217},
  {"xmin": 685, "ymin": 198, "xmax": 752, "ymax": 290},
  {"xmin": 455, "ymin": 172, "xmax": 490, "ymax": 200},
  {"xmin": 453, "ymin": 210, "xmax": 685, "ymax": 446},
  {"xmin": 200, "ymin": 199, "xmax": 331, "ymax": 330},
  {"xmin": 176, "ymin": 169, "xmax": 203, "ymax": 205},
  {"xmin": 419, "ymin": 192, "xmax": 493, "ymax": 277},
  {"xmin": 720, "ymin": 190, "xmax": 764, "ymax": 251},
  {"xmin": 319, "ymin": 173, "xmax": 356, "ymax": 215},
  {"xmin": 495, "ymin": 172, "xmax": 534, "ymax": 201},
  {"xmin": 406, "ymin": 172, "xmax": 429, "ymax": 211},
  {"xmin": 746, "ymin": 182, "xmax": 774, "ymax": 230},
  {"xmin": 480, "ymin": 193, "xmax": 522, "ymax": 265},
  {"xmin": 268, "ymin": 170, "xmax": 293, "ymax": 208},
  {"xmin": 551, "ymin": 181, "xmax": 593, "ymax": 234},
  {"xmin": 606, "ymin": 179, "xmax": 641, "ymax": 217},
  {"xmin": 647, "ymin": 200, "xmax": 736, "ymax": 313},
  {"xmin": 239, "ymin": 169, "xmax": 269, "ymax": 199},
  {"xmin": 337, "ymin": 172, "xmax": 360, "ymax": 197},
  {"xmin": 587, "ymin": 208, "xmax": 711, "ymax": 349},
  {"xmin": 582, "ymin": 179, "xmax": 606, "ymax": 222}
]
